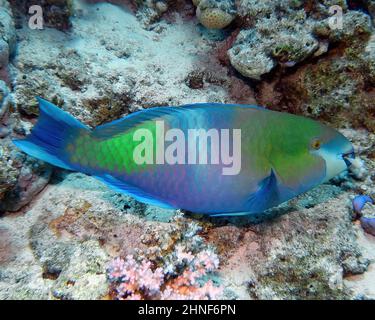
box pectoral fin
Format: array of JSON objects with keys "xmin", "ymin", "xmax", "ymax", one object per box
[
  {"xmin": 246, "ymin": 169, "xmax": 282, "ymax": 212},
  {"xmin": 210, "ymin": 169, "xmax": 284, "ymax": 217}
]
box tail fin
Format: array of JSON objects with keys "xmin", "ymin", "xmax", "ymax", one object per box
[{"xmin": 13, "ymin": 97, "xmax": 89, "ymax": 171}]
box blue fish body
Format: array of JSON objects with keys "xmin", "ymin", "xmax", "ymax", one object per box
[{"xmin": 13, "ymin": 99, "xmax": 354, "ymax": 216}]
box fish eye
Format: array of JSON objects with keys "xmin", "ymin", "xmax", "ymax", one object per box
[{"xmin": 310, "ymin": 138, "xmax": 321, "ymax": 150}]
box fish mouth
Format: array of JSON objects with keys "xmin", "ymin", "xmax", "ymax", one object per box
[{"xmin": 341, "ymin": 149, "xmax": 356, "ymax": 167}]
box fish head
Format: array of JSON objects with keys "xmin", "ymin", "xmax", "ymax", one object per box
[
  {"xmin": 309, "ymin": 123, "xmax": 355, "ymax": 182},
  {"xmin": 268, "ymin": 113, "xmax": 354, "ymax": 194}
]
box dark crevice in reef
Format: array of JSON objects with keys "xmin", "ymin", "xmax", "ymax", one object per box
[
  {"xmin": 347, "ymin": 0, "xmax": 371, "ymax": 16},
  {"xmin": 42, "ymin": 269, "xmax": 61, "ymax": 281}
]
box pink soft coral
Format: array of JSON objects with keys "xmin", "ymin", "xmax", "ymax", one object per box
[
  {"xmin": 107, "ymin": 255, "xmax": 163, "ymax": 299},
  {"xmin": 107, "ymin": 249, "xmax": 223, "ymax": 300}
]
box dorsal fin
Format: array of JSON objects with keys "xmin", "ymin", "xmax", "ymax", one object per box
[
  {"xmin": 92, "ymin": 103, "xmax": 265, "ymax": 139},
  {"xmin": 180, "ymin": 103, "xmax": 265, "ymax": 110},
  {"xmin": 92, "ymin": 107, "xmax": 183, "ymax": 138}
]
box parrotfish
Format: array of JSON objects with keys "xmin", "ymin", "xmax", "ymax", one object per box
[{"xmin": 13, "ymin": 98, "xmax": 355, "ymax": 216}]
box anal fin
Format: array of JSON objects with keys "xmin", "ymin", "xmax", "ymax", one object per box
[
  {"xmin": 209, "ymin": 211, "xmax": 252, "ymax": 217},
  {"xmin": 94, "ymin": 174, "xmax": 176, "ymax": 210}
]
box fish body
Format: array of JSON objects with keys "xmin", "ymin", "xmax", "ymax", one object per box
[{"xmin": 13, "ymin": 98, "xmax": 354, "ymax": 216}]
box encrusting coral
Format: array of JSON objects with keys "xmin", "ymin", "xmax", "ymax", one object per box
[
  {"xmin": 196, "ymin": 0, "xmax": 236, "ymax": 29},
  {"xmin": 256, "ymin": 10, "xmax": 375, "ymax": 132},
  {"xmin": 228, "ymin": 1, "xmax": 373, "ymax": 79}
]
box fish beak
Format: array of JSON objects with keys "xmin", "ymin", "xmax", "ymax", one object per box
[{"xmin": 342, "ymin": 150, "xmax": 356, "ymax": 168}]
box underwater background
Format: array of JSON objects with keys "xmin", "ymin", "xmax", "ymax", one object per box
[{"xmin": 0, "ymin": 0, "xmax": 374, "ymax": 300}]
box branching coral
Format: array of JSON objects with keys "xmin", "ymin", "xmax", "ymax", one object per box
[
  {"xmin": 107, "ymin": 212, "xmax": 223, "ymax": 300},
  {"xmin": 108, "ymin": 256, "xmax": 164, "ymax": 298},
  {"xmin": 107, "ymin": 249, "xmax": 222, "ymax": 300}
]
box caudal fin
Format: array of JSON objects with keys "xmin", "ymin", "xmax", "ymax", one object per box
[{"xmin": 13, "ymin": 97, "xmax": 89, "ymax": 170}]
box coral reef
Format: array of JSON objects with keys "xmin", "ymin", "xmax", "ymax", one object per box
[
  {"xmin": 0, "ymin": 1, "xmax": 16, "ymax": 65},
  {"xmin": 10, "ymin": 2, "xmax": 232, "ymax": 124},
  {"xmin": 0, "ymin": 1, "xmax": 15, "ymax": 89},
  {"xmin": 229, "ymin": 2, "xmax": 373, "ymax": 80},
  {"xmin": 119, "ymin": 0, "xmax": 194, "ymax": 26},
  {"xmin": 0, "ymin": 0, "xmax": 375, "ymax": 300},
  {"xmin": 256, "ymin": 39, "xmax": 375, "ymax": 131},
  {"xmin": 1, "ymin": 2, "xmax": 52, "ymax": 208},
  {"xmin": 0, "ymin": 142, "xmax": 18, "ymax": 202},
  {"xmin": 0, "ymin": 142, "xmax": 52, "ymax": 212},
  {"xmin": 0, "ymin": 107, "xmax": 52, "ymax": 211},
  {"xmin": 2, "ymin": 165, "xmax": 374, "ymax": 299},
  {"xmin": 209, "ymin": 185, "xmax": 371, "ymax": 298},
  {"xmin": 0, "ymin": 80, "xmax": 11, "ymax": 120}
]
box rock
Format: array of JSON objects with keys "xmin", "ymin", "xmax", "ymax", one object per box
[
  {"xmin": 0, "ymin": 39, "xmax": 9, "ymax": 69},
  {"xmin": 186, "ymin": 70, "xmax": 205, "ymax": 89},
  {"xmin": 367, "ymin": 1, "xmax": 375, "ymax": 20},
  {"xmin": 256, "ymin": 46, "xmax": 375, "ymax": 131},
  {"xmin": 0, "ymin": 2, "xmax": 16, "ymax": 55},
  {"xmin": 228, "ymin": 1, "xmax": 372, "ymax": 80},
  {"xmin": 51, "ymin": 240, "xmax": 109, "ymax": 300},
  {"xmin": 0, "ymin": 226, "xmax": 16, "ymax": 265},
  {"xmin": 0, "ymin": 80, "xmax": 11, "ymax": 118},
  {"xmin": 342, "ymin": 255, "xmax": 369, "ymax": 275},
  {"xmin": 0, "ymin": 143, "xmax": 19, "ymax": 203},
  {"xmin": 214, "ymin": 192, "xmax": 369, "ymax": 299},
  {"xmin": 0, "ymin": 171, "xmax": 185, "ymax": 300},
  {"xmin": 130, "ymin": 0, "xmax": 194, "ymax": 26},
  {"xmin": 1, "ymin": 169, "xmax": 374, "ymax": 299},
  {"xmin": 0, "ymin": 1, "xmax": 16, "ymax": 84},
  {"xmin": 229, "ymin": 30, "xmax": 277, "ymax": 79},
  {"xmin": 228, "ymin": 17, "xmax": 319, "ymax": 78},
  {"xmin": 0, "ymin": 138, "xmax": 52, "ymax": 212}
]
